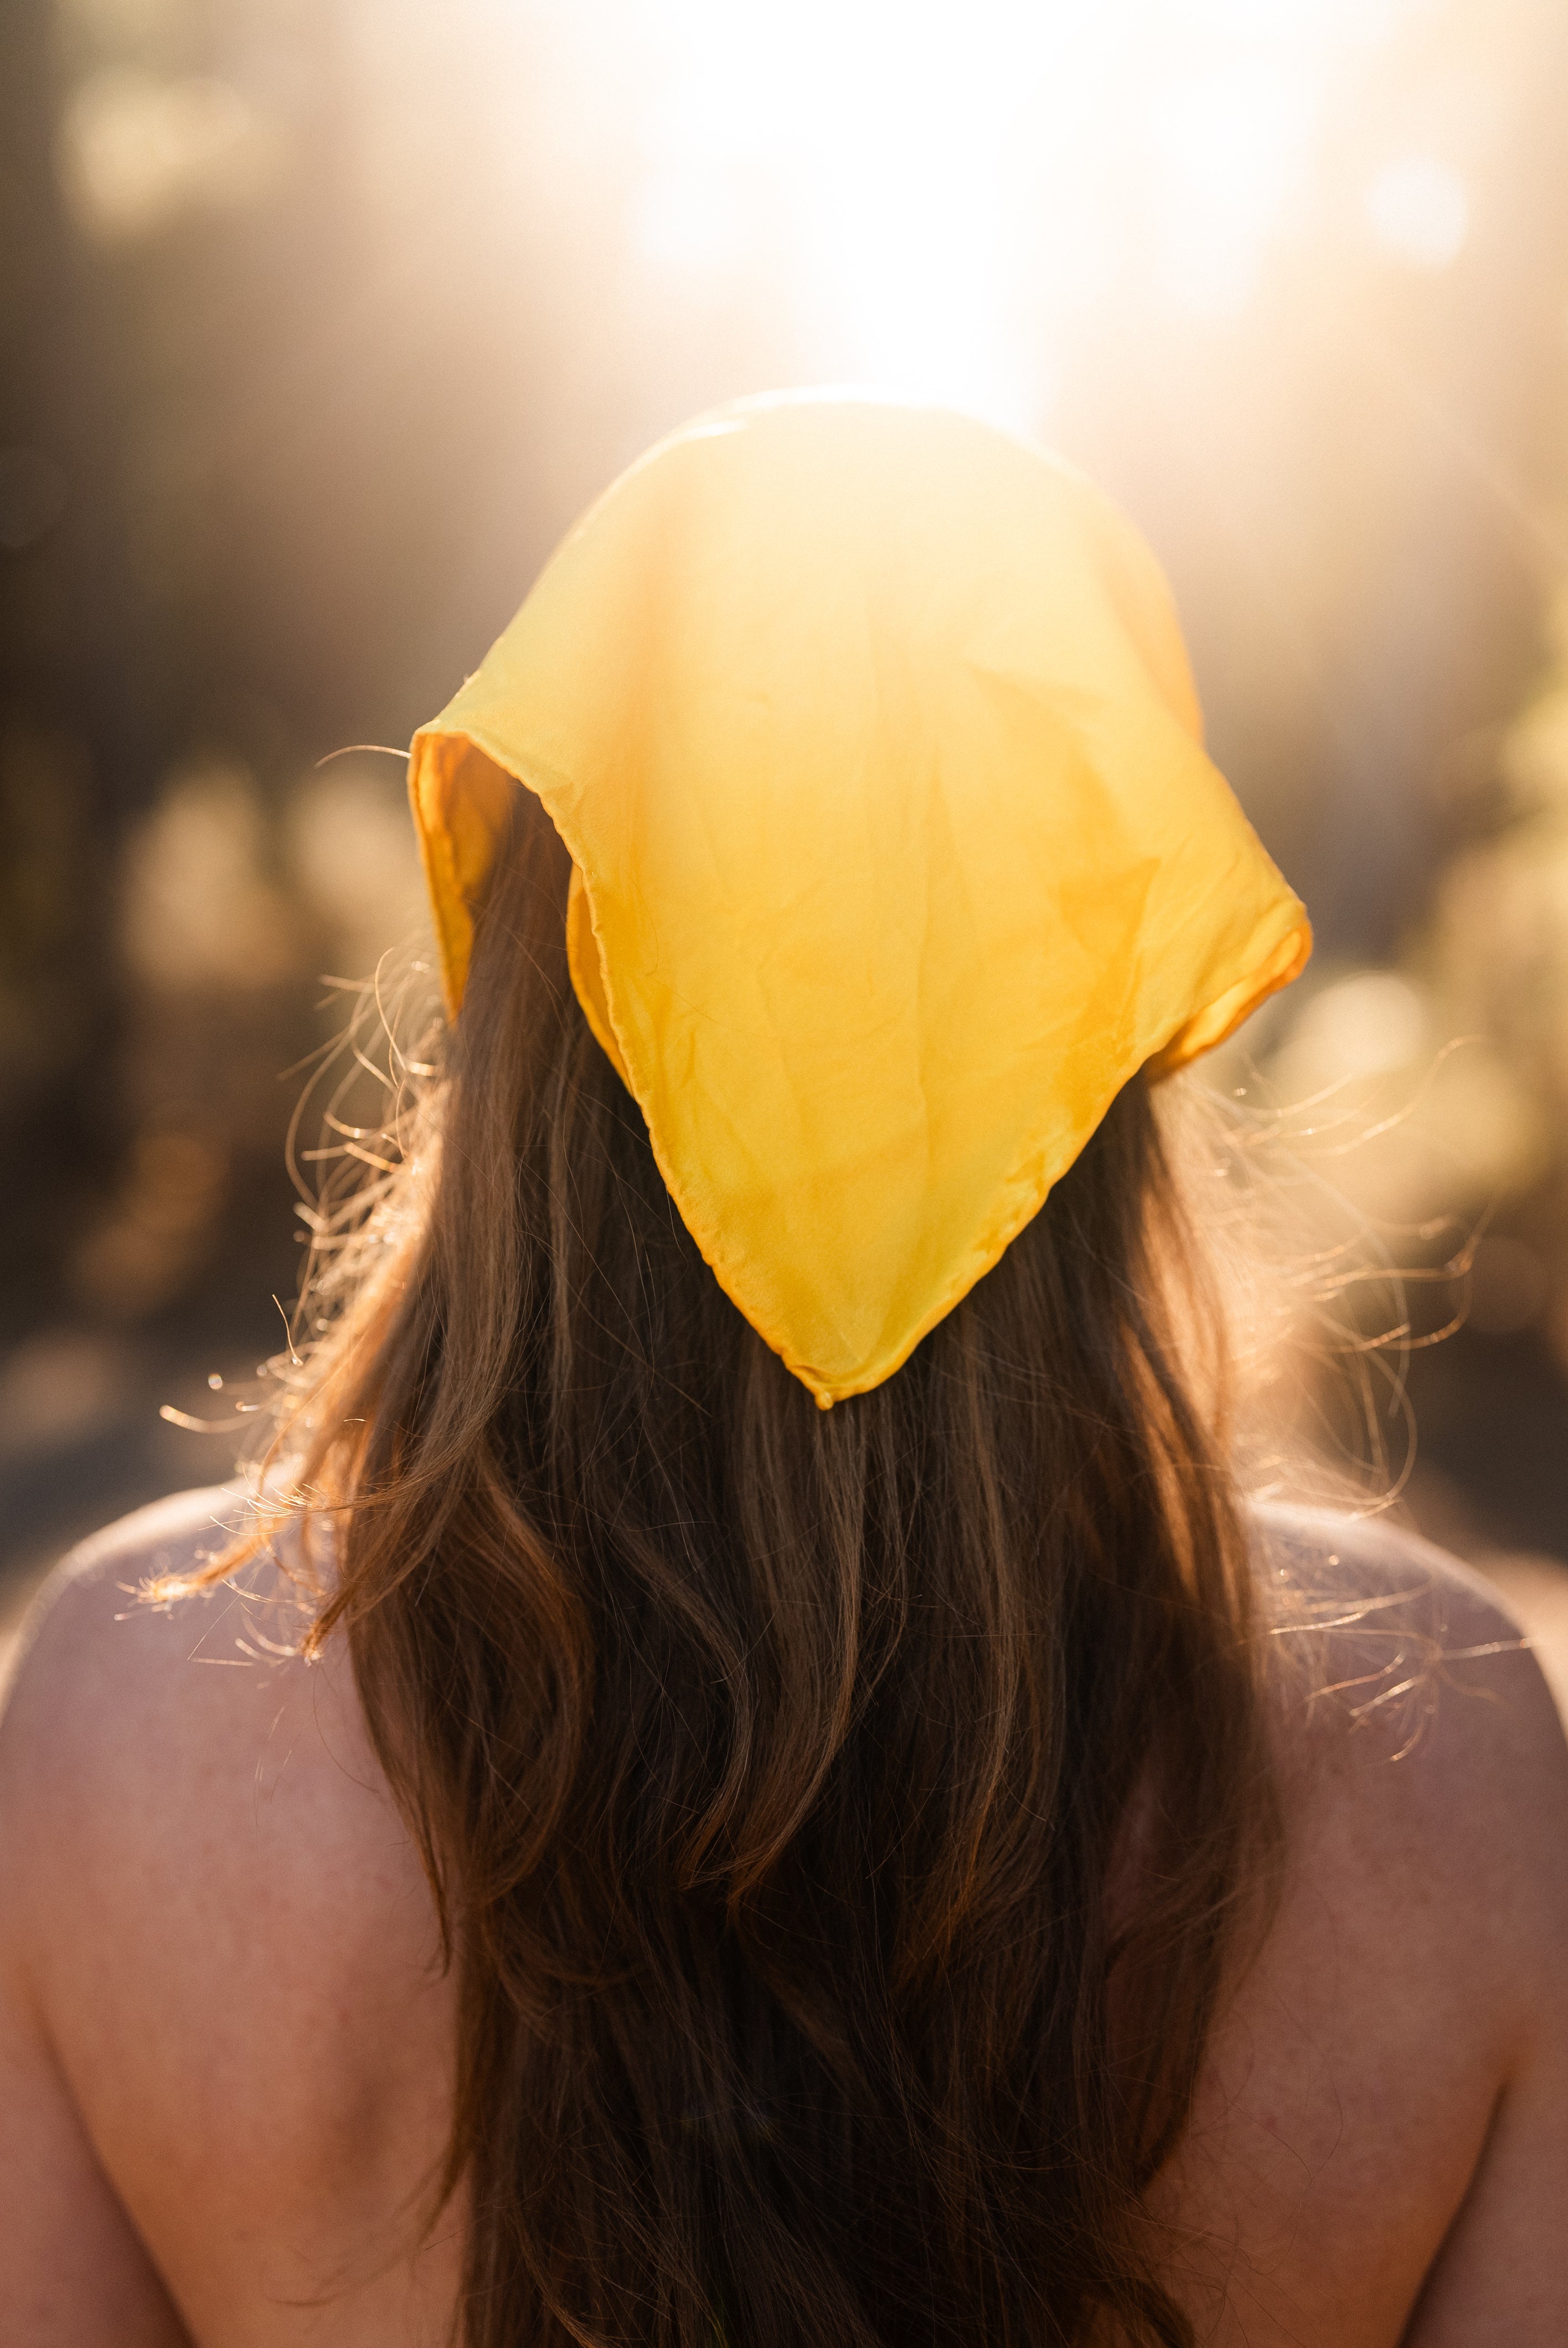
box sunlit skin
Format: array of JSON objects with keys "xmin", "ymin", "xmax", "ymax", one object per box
[{"xmin": 1, "ymin": 1486, "xmax": 1566, "ymax": 2345}]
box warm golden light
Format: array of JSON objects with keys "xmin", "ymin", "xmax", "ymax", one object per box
[{"xmin": 626, "ymin": 0, "xmax": 1428, "ymax": 428}]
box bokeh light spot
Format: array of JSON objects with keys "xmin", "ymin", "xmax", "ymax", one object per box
[{"xmin": 1365, "ymin": 153, "xmax": 1470, "ymax": 271}]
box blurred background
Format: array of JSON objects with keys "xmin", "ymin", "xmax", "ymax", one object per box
[{"xmin": 5, "ymin": 0, "xmax": 1568, "ymax": 1676}]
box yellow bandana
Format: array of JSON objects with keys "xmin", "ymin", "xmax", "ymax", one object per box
[{"xmin": 409, "ymin": 393, "xmax": 1309, "ymax": 1406}]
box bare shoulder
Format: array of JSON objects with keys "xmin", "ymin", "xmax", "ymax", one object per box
[
  {"xmin": 2, "ymin": 1483, "xmax": 301, "ymax": 1794},
  {"xmin": 0, "ymin": 1478, "xmax": 441, "ymax": 2004},
  {"xmin": 1254, "ymin": 1500, "xmax": 1568, "ymax": 1875},
  {"xmin": 0, "ymin": 1485, "xmax": 400, "ymax": 1930},
  {"xmin": 0, "ymin": 1488, "xmax": 458, "ymax": 2345},
  {"xmin": 1156, "ymin": 1503, "xmax": 1568, "ymax": 2346},
  {"xmin": 1251, "ymin": 1499, "xmax": 1568, "ymax": 2056}
]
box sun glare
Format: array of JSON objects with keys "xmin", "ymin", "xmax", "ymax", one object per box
[{"xmin": 627, "ymin": 0, "xmax": 1425, "ymax": 430}]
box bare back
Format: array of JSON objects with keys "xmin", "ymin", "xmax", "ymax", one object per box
[{"xmin": 2, "ymin": 1487, "xmax": 1566, "ymax": 2344}]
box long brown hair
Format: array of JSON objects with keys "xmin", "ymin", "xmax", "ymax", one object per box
[{"xmin": 250, "ymin": 791, "xmax": 1278, "ymax": 2345}]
